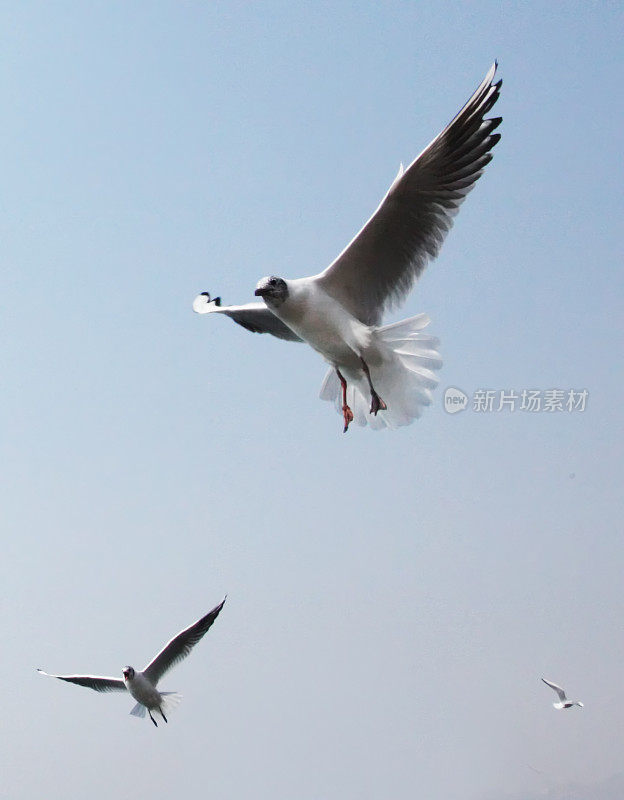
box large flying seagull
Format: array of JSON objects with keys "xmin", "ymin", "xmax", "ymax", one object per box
[{"xmin": 194, "ymin": 64, "xmax": 502, "ymax": 432}]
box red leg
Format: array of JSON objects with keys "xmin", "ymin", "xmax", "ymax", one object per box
[
  {"xmin": 336, "ymin": 368, "xmax": 354, "ymax": 433},
  {"xmin": 360, "ymin": 358, "xmax": 387, "ymax": 415}
]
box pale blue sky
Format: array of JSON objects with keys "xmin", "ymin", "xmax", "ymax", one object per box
[{"xmin": 2, "ymin": 2, "xmax": 623, "ymax": 799}]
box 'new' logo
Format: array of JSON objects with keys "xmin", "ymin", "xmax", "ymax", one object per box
[{"xmin": 443, "ymin": 387, "xmax": 468, "ymax": 414}]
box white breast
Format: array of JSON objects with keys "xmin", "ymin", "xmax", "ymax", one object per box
[
  {"xmin": 125, "ymin": 673, "xmax": 162, "ymax": 708},
  {"xmin": 273, "ymin": 279, "xmax": 371, "ymax": 366}
]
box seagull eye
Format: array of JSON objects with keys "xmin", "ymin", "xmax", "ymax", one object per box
[{"xmin": 269, "ymin": 278, "xmax": 276, "ymax": 286}]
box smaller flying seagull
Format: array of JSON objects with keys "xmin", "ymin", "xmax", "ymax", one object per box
[
  {"xmin": 541, "ymin": 677, "xmax": 584, "ymax": 710},
  {"xmin": 38, "ymin": 598, "xmax": 225, "ymax": 727}
]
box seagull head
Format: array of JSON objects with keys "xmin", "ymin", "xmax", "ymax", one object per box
[
  {"xmin": 123, "ymin": 666, "xmax": 135, "ymax": 681},
  {"xmin": 254, "ymin": 276, "xmax": 289, "ymax": 307}
]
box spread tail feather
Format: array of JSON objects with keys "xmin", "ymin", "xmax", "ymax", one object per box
[
  {"xmin": 319, "ymin": 314, "xmax": 442, "ymax": 430},
  {"xmin": 129, "ymin": 693, "xmax": 183, "ymax": 722},
  {"xmin": 130, "ymin": 702, "xmax": 146, "ymax": 718},
  {"xmin": 159, "ymin": 692, "xmax": 183, "ymax": 719}
]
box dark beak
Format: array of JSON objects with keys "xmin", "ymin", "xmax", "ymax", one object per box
[{"xmin": 254, "ymin": 288, "xmax": 266, "ymax": 297}]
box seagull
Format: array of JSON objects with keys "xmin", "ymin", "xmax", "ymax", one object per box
[
  {"xmin": 194, "ymin": 63, "xmax": 502, "ymax": 432},
  {"xmin": 37, "ymin": 598, "xmax": 225, "ymax": 726},
  {"xmin": 541, "ymin": 678, "xmax": 584, "ymax": 710}
]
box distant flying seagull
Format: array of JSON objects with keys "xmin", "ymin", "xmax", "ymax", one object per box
[
  {"xmin": 194, "ymin": 63, "xmax": 502, "ymax": 432},
  {"xmin": 38, "ymin": 598, "xmax": 225, "ymax": 726},
  {"xmin": 541, "ymin": 678, "xmax": 584, "ymax": 710}
]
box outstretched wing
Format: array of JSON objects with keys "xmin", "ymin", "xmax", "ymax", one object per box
[
  {"xmin": 193, "ymin": 292, "xmax": 302, "ymax": 342},
  {"xmin": 37, "ymin": 669, "xmax": 126, "ymax": 693},
  {"xmin": 315, "ymin": 63, "xmax": 502, "ymax": 326},
  {"xmin": 541, "ymin": 677, "xmax": 567, "ymax": 702},
  {"xmin": 143, "ymin": 598, "xmax": 226, "ymax": 686}
]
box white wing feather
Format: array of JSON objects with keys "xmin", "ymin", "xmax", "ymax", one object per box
[
  {"xmin": 37, "ymin": 669, "xmax": 126, "ymax": 693},
  {"xmin": 193, "ymin": 292, "xmax": 302, "ymax": 342},
  {"xmin": 541, "ymin": 678, "xmax": 567, "ymax": 702},
  {"xmin": 314, "ymin": 63, "xmax": 502, "ymax": 325},
  {"xmin": 142, "ymin": 598, "xmax": 226, "ymax": 686}
]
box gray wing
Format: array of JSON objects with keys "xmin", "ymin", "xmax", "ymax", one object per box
[
  {"xmin": 541, "ymin": 678, "xmax": 567, "ymax": 702},
  {"xmin": 192, "ymin": 292, "xmax": 302, "ymax": 342},
  {"xmin": 142, "ymin": 598, "xmax": 226, "ymax": 686},
  {"xmin": 315, "ymin": 63, "xmax": 502, "ymax": 326},
  {"xmin": 37, "ymin": 669, "xmax": 126, "ymax": 693}
]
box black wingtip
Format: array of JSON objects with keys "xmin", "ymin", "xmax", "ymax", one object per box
[
  {"xmin": 199, "ymin": 291, "xmax": 221, "ymax": 306},
  {"xmin": 206, "ymin": 596, "xmax": 227, "ymax": 617}
]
